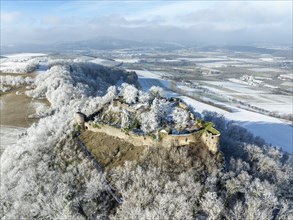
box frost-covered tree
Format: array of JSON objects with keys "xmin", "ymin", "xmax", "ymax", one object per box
[
  {"xmin": 110, "ymin": 147, "xmax": 205, "ymax": 220},
  {"xmin": 0, "ymin": 85, "xmax": 11, "ymax": 92},
  {"xmin": 138, "ymin": 90, "xmax": 150, "ymax": 104},
  {"xmin": 0, "ymin": 60, "xmax": 133, "ymax": 219},
  {"xmin": 243, "ymin": 178, "xmax": 277, "ymax": 220},
  {"xmin": 140, "ymin": 110, "xmax": 158, "ymax": 134},
  {"xmin": 149, "ymin": 86, "xmax": 163, "ymax": 100},
  {"xmin": 0, "ymin": 75, "xmax": 34, "ymax": 86},
  {"xmin": 119, "ymin": 83, "xmax": 138, "ymax": 104},
  {"xmin": 121, "ymin": 110, "xmax": 130, "ymax": 130},
  {"xmin": 200, "ymin": 192, "xmax": 224, "ymax": 220},
  {"xmin": 102, "ymin": 85, "xmax": 117, "ymax": 103},
  {"xmin": 0, "ymin": 58, "xmax": 39, "ymax": 74},
  {"xmin": 172, "ymin": 107, "xmax": 189, "ymax": 132}
]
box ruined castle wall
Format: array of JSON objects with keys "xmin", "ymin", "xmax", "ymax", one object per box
[
  {"xmin": 84, "ymin": 122, "xmax": 155, "ymax": 147},
  {"xmin": 200, "ymin": 133, "xmax": 219, "ymax": 153},
  {"xmin": 161, "ymin": 134, "xmax": 197, "ymax": 147},
  {"xmin": 84, "ymin": 122, "xmax": 219, "ymax": 152}
]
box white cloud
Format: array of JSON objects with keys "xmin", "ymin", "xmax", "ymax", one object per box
[
  {"xmin": 1, "ymin": 12, "xmax": 21, "ymax": 24},
  {"xmin": 41, "ymin": 16, "xmax": 61, "ymax": 25},
  {"xmin": 0, "ymin": 1, "xmax": 292, "ymax": 45}
]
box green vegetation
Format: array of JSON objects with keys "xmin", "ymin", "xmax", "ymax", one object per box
[
  {"xmin": 195, "ymin": 118, "xmax": 220, "ymax": 135},
  {"xmin": 206, "ymin": 126, "xmax": 220, "ymax": 135},
  {"xmin": 122, "ymin": 127, "xmax": 130, "ymax": 135},
  {"xmin": 74, "ymin": 123, "xmax": 81, "ymax": 131},
  {"xmin": 130, "ymin": 118, "xmax": 141, "ymax": 129},
  {"xmin": 92, "ymin": 123, "xmax": 101, "ymax": 129}
]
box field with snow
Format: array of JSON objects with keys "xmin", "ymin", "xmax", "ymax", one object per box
[
  {"xmin": 129, "ymin": 69, "xmax": 170, "ymax": 90},
  {"xmin": 198, "ymin": 80, "xmax": 293, "ymax": 114},
  {"xmin": 180, "ymin": 96, "xmax": 293, "ymax": 153},
  {"xmin": 248, "ymin": 67, "xmax": 283, "ymax": 72},
  {"xmin": 0, "ymin": 53, "xmax": 50, "ymax": 154},
  {"xmin": 0, "ymin": 126, "xmax": 26, "ymax": 155},
  {"xmin": 3, "ymin": 53, "xmax": 46, "ymax": 58}
]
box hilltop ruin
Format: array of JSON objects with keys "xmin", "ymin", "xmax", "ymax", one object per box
[{"xmin": 75, "ymin": 86, "xmax": 220, "ymax": 153}]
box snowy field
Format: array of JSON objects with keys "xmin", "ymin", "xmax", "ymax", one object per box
[
  {"xmin": 115, "ymin": 58, "xmax": 139, "ymax": 63},
  {"xmin": 3, "ymin": 53, "xmax": 46, "ymax": 58},
  {"xmin": 199, "ymin": 81, "xmax": 293, "ymax": 114},
  {"xmin": 73, "ymin": 56, "xmax": 119, "ymax": 67},
  {"xmin": 129, "ymin": 69, "xmax": 171, "ymax": 90},
  {"xmin": 0, "ymin": 126, "xmax": 26, "ymax": 155},
  {"xmin": 249, "ymin": 67, "xmax": 283, "ymax": 72},
  {"xmin": 180, "ymin": 96, "xmax": 293, "ymax": 153},
  {"xmin": 90, "ymin": 58, "xmax": 119, "ymax": 67},
  {"xmin": 178, "ymin": 57, "xmax": 228, "ymax": 62},
  {"xmin": 0, "ymin": 54, "xmax": 49, "ymax": 155},
  {"xmin": 135, "ymin": 69, "xmax": 293, "ymax": 153},
  {"xmin": 280, "ymin": 73, "xmax": 293, "ymax": 80},
  {"xmin": 176, "ymin": 56, "xmax": 267, "ymax": 68}
]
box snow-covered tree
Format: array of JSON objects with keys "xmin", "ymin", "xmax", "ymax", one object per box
[
  {"xmin": 140, "ymin": 110, "xmax": 158, "ymax": 134},
  {"xmin": 138, "ymin": 90, "xmax": 150, "ymax": 104},
  {"xmin": 121, "ymin": 110, "xmax": 130, "ymax": 130},
  {"xmin": 0, "ymin": 75, "xmax": 34, "ymax": 86},
  {"xmin": 149, "ymin": 86, "xmax": 163, "ymax": 100},
  {"xmin": 0, "ymin": 60, "xmax": 134, "ymax": 219},
  {"xmin": 0, "ymin": 58, "xmax": 39, "ymax": 74},
  {"xmin": 119, "ymin": 83, "xmax": 138, "ymax": 104},
  {"xmin": 172, "ymin": 107, "xmax": 189, "ymax": 131},
  {"xmin": 200, "ymin": 192, "xmax": 224, "ymax": 220},
  {"xmin": 102, "ymin": 85, "xmax": 117, "ymax": 103}
]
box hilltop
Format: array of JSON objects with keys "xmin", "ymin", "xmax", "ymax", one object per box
[{"xmin": 74, "ymin": 84, "xmax": 221, "ymax": 169}]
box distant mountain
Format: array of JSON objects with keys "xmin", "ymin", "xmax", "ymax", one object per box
[
  {"xmin": 200, "ymin": 45, "xmax": 277, "ymax": 54},
  {"xmin": 1, "ymin": 37, "xmax": 185, "ymax": 54},
  {"xmin": 60, "ymin": 37, "xmax": 148, "ymax": 50},
  {"xmin": 2, "ymin": 39, "xmax": 290, "ymax": 58}
]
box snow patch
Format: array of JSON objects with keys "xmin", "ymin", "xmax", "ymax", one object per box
[
  {"xmin": 3, "ymin": 53, "xmax": 46, "ymax": 59},
  {"xmin": 0, "ymin": 126, "xmax": 26, "ymax": 154}
]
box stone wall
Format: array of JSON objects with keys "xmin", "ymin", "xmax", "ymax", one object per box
[
  {"xmin": 84, "ymin": 122, "xmax": 155, "ymax": 147},
  {"xmin": 84, "ymin": 122, "xmax": 219, "ymax": 153},
  {"xmin": 200, "ymin": 132, "xmax": 219, "ymax": 153}
]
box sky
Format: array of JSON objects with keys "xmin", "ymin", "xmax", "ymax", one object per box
[{"xmin": 1, "ymin": 0, "xmax": 292, "ymax": 46}]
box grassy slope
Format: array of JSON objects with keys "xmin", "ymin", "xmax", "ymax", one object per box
[
  {"xmin": 79, "ymin": 130, "xmax": 145, "ymax": 171},
  {"xmin": 79, "ymin": 129, "xmax": 223, "ymax": 173}
]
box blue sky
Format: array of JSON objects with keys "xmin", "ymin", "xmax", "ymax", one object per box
[{"xmin": 1, "ymin": 1, "xmax": 292, "ymax": 45}]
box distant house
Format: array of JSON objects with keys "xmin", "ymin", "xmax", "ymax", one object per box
[{"xmin": 201, "ymin": 68, "xmax": 221, "ymax": 76}]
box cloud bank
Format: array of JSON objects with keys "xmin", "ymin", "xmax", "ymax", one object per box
[{"xmin": 1, "ymin": 1, "xmax": 292, "ymax": 46}]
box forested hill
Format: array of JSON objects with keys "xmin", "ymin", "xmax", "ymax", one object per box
[{"xmin": 1, "ymin": 59, "xmax": 292, "ymax": 219}]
